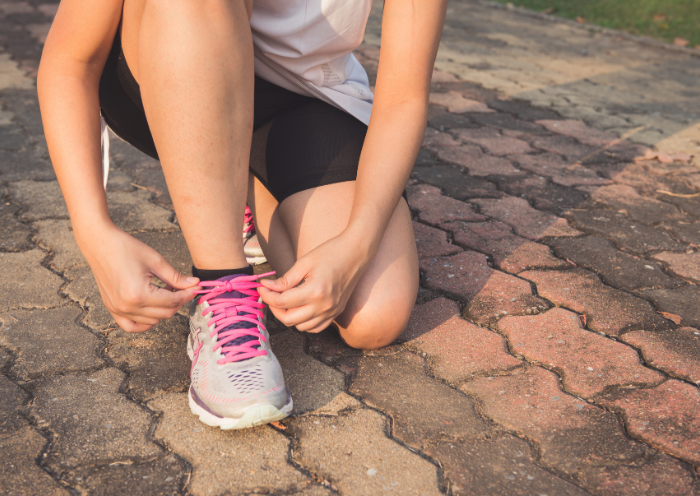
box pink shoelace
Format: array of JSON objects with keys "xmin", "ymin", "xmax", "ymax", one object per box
[
  {"xmin": 244, "ymin": 205, "xmax": 255, "ymax": 236},
  {"xmin": 194, "ymin": 273, "xmax": 274, "ymax": 364}
]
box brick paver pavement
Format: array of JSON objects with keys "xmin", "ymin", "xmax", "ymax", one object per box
[{"xmin": 1, "ymin": 0, "xmax": 699, "ymax": 494}]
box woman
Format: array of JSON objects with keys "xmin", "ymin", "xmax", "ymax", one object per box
[{"xmin": 38, "ymin": 0, "xmax": 447, "ymax": 429}]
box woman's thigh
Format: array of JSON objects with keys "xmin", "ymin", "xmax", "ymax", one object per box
[{"xmin": 249, "ymin": 176, "xmax": 419, "ymax": 349}]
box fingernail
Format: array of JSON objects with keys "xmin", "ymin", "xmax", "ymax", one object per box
[{"xmin": 186, "ymin": 277, "xmax": 198, "ymax": 283}]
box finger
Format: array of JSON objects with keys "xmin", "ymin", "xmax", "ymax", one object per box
[
  {"xmin": 260, "ymin": 282, "xmax": 318, "ymax": 310},
  {"xmin": 274, "ymin": 304, "xmax": 319, "ymax": 328},
  {"xmin": 304, "ymin": 318, "xmax": 335, "ymax": 334},
  {"xmin": 114, "ymin": 315, "xmax": 154, "ymax": 333},
  {"xmin": 259, "ymin": 259, "xmax": 309, "ymax": 293},
  {"xmin": 141, "ymin": 285, "xmax": 199, "ymax": 309},
  {"xmin": 151, "ymin": 256, "xmax": 199, "ymax": 290},
  {"xmin": 295, "ymin": 315, "xmax": 331, "ymax": 333}
]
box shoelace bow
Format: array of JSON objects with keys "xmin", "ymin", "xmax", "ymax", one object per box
[
  {"xmin": 243, "ymin": 205, "xmax": 255, "ymax": 235},
  {"xmin": 194, "ymin": 272, "xmax": 274, "ymax": 364}
]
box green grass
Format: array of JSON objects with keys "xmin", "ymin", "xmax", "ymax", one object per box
[{"xmin": 491, "ymin": 0, "xmax": 700, "ymax": 47}]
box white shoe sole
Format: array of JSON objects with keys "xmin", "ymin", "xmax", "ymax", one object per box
[
  {"xmin": 186, "ymin": 332, "xmax": 292, "ymax": 430},
  {"xmin": 245, "ymin": 255, "xmax": 268, "ymax": 265}
]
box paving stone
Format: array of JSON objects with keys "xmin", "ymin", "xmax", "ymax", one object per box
[
  {"xmin": 0, "ymin": 202, "xmax": 33, "ymax": 251},
  {"xmin": 75, "ymin": 455, "xmax": 186, "ymax": 496},
  {"xmin": 521, "ymin": 268, "xmax": 670, "ymax": 336},
  {"xmin": 659, "ymin": 196, "xmax": 700, "ymax": 220},
  {"xmin": 411, "ymin": 165, "xmax": 503, "ymax": 200},
  {"xmin": 425, "ymin": 435, "xmax": 588, "ymax": 496},
  {"xmin": 108, "ymin": 133, "xmax": 160, "ymax": 172},
  {"xmin": 8, "ymin": 180, "xmax": 68, "ymax": 221},
  {"xmin": 31, "ymin": 367, "xmax": 161, "ymax": 469},
  {"xmin": 407, "ymin": 184, "xmax": 485, "ymax": 225},
  {"xmin": 33, "ymin": 219, "xmax": 86, "ymax": 271},
  {"xmin": 306, "ymin": 392, "xmax": 362, "ymax": 417},
  {"xmin": 566, "ymin": 209, "xmax": 685, "ymax": 254},
  {"xmin": 427, "ymin": 105, "xmax": 479, "ymax": 130},
  {"xmin": 0, "ymin": 427, "xmax": 69, "ymax": 496},
  {"xmin": 271, "ymin": 330, "xmax": 346, "ymax": 415},
  {"xmin": 622, "ymin": 328, "xmax": 700, "ymax": 385},
  {"xmin": 1, "ymin": 307, "xmax": 103, "ymax": 380},
  {"xmin": 104, "ymin": 170, "xmax": 136, "ymax": 192},
  {"xmin": 461, "ymin": 367, "xmax": 650, "ymax": 476},
  {"xmin": 151, "ymin": 392, "xmax": 311, "ymax": 495},
  {"xmin": 638, "ymin": 286, "xmax": 700, "ymax": 328},
  {"xmin": 492, "ymin": 174, "xmax": 588, "ymax": 216},
  {"xmin": 421, "ymin": 251, "xmax": 548, "ymax": 324},
  {"xmin": 349, "ymin": 351, "xmax": 491, "ymax": 447},
  {"xmin": 587, "ymin": 184, "xmax": 687, "ymax": 225},
  {"xmin": 0, "ymin": 249, "xmax": 63, "ymax": 312},
  {"xmin": 306, "ymin": 325, "xmax": 362, "ymax": 365},
  {"xmin": 659, "ymin": 220, "xmax": 700, "ymax": 246},
  {"xmin": 422, "ymin": 127, "xmax": 461, "ymax": 148},
  {"xmin": 412, "ymin": 221, "xmax": 462, "ymax": 260},
  {"xmin": 549, "ymin": 235, "xmax": 682, "ymax": 290},
  {"xmin": 536, "ymin": 119, "xmax": 617, "ymax": 147},
  {"xmin": 436, "ymin": 144, "xmax": 520, "ymax": 176},
  {"xmin": 499, "ymin": 308, "xmax": 664, "ymax": 398},
  {"xmin": 442, "ymin": 220, "xmax": 569, "ymax": 273},
  {"xmin": 132, "ymin": 230, "xmax": 192, "ymax": 275},
  {"xmin": 401, "ymin": 298, "xmax": 521, "ymax": 382},
  {"xmin": 63, "ymin": 266, "xmax": 114, "ymax": 331},
  {"xmin": 653, "ymin": 251, "xmax": 700, "ymax": 282},
  {"xmin": 453, "ymin": 127, "xmax": 533, "ymax": 155},
  {"xmin": 471, "ymin": 196, "xmax": 581, "ymax": 240},
  {"xmin": 0, "ymin": 374, "xmax": 29, "ymax": 436},
  {"xmin": 580, "ymin": 453, "xmax": 700, "ymax": 496},
  {"xmin": 510, "ymin": 153, "xmax": 611, "ymax": 187},
  {"xmin": 606, "ymin": 162, "xmax": 696, "ymax": 198},
  {"xmin": 287, "ymin": 408, "xmax": 442, "ymax": 496},
  {"xmin": 106, "ymin": 315, "xmax": 189, "ymax": 402},
  {"xmin": 528, "ymin": 134, "xmax": 599, "ymax": 163},
  {"xmin": 429, "ymin": 91, "xmax": 494, "ymax": 113},
  {"xmin": 132, "ymin": 168, "xmax": 174, "ymax": 211},
  {"xmin": 485, "ymin": 99, "xmax": 561, "ymax": 122},
  {"xmin": 106, "ymin": 189, "xmax": 174, "ymax": 232},
  {"xmin": 599, "ymin": 380, "xmax": 700, "ymax": 465}
]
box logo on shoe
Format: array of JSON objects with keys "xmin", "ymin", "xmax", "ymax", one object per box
[{"xmin": 191, "ymin": 327, "xmax": 203, "ymax": 373}]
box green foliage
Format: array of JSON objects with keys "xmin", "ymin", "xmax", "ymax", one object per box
[{"xmin": 492, "ymin": 0, "xmax": 700, "ymax": 47}]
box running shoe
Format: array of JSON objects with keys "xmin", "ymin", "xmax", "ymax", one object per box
[
  {"xmin": 243, "ymin": 205, "xmax": 267, "ymax": 265},
  {"xmin": 187, "ymin": 273, "xmax": 292, "ymax": 429}
]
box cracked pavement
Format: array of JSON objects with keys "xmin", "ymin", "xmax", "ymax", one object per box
[{"xmin": 1, "ymin": 0, "xmax": 699, "ymax": 494}]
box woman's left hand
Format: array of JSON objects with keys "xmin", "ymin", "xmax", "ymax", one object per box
[{"xmin": 258, "ymin": 231, "xmax": 370, "ymax": 333}]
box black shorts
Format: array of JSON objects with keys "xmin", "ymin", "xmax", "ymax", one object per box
[{"xmin": 99, "ymin": 32, "xmax": 368, "ymax": 203}]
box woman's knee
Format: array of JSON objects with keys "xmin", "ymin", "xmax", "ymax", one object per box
[{"xmin": 336, "ymin": 288, "xmax": 416, "ymax": 350}]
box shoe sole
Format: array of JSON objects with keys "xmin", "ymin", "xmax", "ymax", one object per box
[
  {"xmin": 245, "ymin": 255, "xmax": 268, "ymax": 265},
  {"xmin": 187, "ymin": 333, "xmax": 292, "ymax": 430}
]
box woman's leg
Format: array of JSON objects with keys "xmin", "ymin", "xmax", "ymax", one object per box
[
  {"xmin": 249, "ymin": 177, "xmax": 419, "ymax": 349},
  {"xmin": 121, "ymin": 0, "xmax": 253, "ymax": 270}
]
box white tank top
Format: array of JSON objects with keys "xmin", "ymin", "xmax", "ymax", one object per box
[{"xmin": 250, "ymin": 0, "xmax": 374, "ymax": 125}]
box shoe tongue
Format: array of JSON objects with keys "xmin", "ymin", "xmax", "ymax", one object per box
[{"xmin": 210, "ymin": 273, "xmax": 260, "ymax": 358}]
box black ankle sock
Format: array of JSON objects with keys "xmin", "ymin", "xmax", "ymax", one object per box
[{"xmin": 191, "ymin": 265, "xmax": 254, "ymax": 281}]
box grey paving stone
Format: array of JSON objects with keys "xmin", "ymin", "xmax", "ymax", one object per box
[
  {"xmin": 75, "ymin": 455, "xmax": 186, "ymax": 496},
  {"xmin": 584, "ymin": 184, "xmax": 687, "ymax": 225},
  {"xmin": 348, "ymin": 351, "xmax": 491, "ymax": 449},
  {"xmin": 108, "ymin": 133, "xmax": 160, "ymax": 173},
  {"xmin": 411, "ymin": 164, "xmax": 503, "ymax": 200},
  {"xmin": 271, "ymin": 330, "xmax": 346, "ymax": 415},
  {"xmin": 106, "ymin": 315, "xmax": 190, "ymax": 402},
  {"xmin": 62, "ymin": 266, "xmax": 114, "ymax": 331},
  {"xmin": 132, "ymin": 168, "xmax": 174, "ymax": 211},
  {"xmin": 638, "ymin": 286, "xmax": 700, "ymax": 328},
  {"xmin": 660, "ymin": 220, "xmax": 700, "ymax": 246},
  {"xmin": 31, "ymin": 367, "xmax": 161, "ymax": 469},
  {"xmin": 548, "ymin": 235, "xmax": 683, "ymax": 290},
  {"xmin": 150, "ymin": 392, "xmax": 311, "ymax": 495},
  {"xmin": 0, "ymin": 249, "xmax": 63, "ymax": 312},
  {"xmin": 0, "ymin": 146, "xmax": 55, "ymax": 183},
  {"xmin": 8, "ymin": 180, "xmax": 68, "ymax": 221},
  {"xmin": 33, "ymin": 219, "xmax": 86, "ymax": 271},
  {"xmin": 0, "ymin": 307, "xmax": 103, "ymax": 380},
  {"xmin": 566, "ymin": 209, "xmax": 685, "ymax": 254},
  {"xmin": 492, "ymin": 174, "xmax": 588, "ymax": 216},
  {"xmin": 0, "ymin": 427, "xmax": 69, "ymax": 496},
  {"xmin": 425, "ymin": 435, "xmax": 588, "ymax": 496},
  {"xmin": 106, "ymin": 189, "xmax": 174, "ymax": 232},
  {"xmin": 0, "ymin": 374, "xmax": 30, "ymax": 436},
  {"xmin": 287, "ymin": 409, "xmax": 442, "ymax": 496},
  {"xmin": 0, "ymin": 201, "xmax": 33, "ymax": 251}
]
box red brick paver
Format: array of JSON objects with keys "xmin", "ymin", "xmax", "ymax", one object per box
[
  {"xmin": 407, "ymin": 184, "xmax": 485, "ymax": 225},
  {"xmin": 498, "ymin": 308, "xmax": 664, "ymax": 398},
  {"xmin": 622, "ymin": 328, "xmax": 700, "ymax": 384}
]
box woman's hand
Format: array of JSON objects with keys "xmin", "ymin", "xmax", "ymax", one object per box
[
  {"xmin": 258, "ymin": 231, "xmax": 370, "ymax": 333},
  {"xmin": 78, "ymin": 224, "xmax": 200, "ymax": 333}
]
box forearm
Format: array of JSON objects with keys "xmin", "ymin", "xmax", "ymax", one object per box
[
  {"xmin": 38, "ymin": 61, "xmax": 115, "ymax": 246},
  {"xmin": 345, "ymin": 99, "xmax": 426, "ymax": 258}
]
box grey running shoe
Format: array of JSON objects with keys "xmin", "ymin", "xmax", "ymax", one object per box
[
  {"xmin": 188, "ymin": 273, "xmax": 292, "ymax": 429},
  {"xmin": 244, "ymin": 205, "xmax": 267, "ymax": 265}
]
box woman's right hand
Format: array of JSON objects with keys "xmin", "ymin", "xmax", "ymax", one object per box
[{"xmin": 78, "ymin": 224, "xmax": 200, "ymax": 333}]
